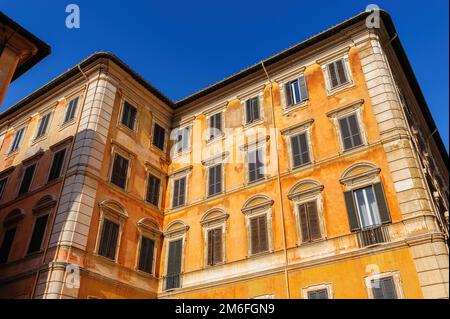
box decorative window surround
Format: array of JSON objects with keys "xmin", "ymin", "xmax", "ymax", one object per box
[
  {"xmin": 241, "ymin": 195, "xmax": 274, "ymax": 257},
  {"xmin": 364, "ymin": 271, "xmax": 404, "ymax": 299},
  {"xmin": 327, "ymin": 99, "xmax": 367, "ymax": 153},
  {"xmin": 242, "ymin": 94, "xmax": 265, "ymax": 128},
  {"xmin": 2, "ymin": 208, "xmax": 26, "ymax": 229},
  {"xmin": 150, "ymin": 119, "xmax": 169, "ymax": 153},
  {"xmin": 163, "ymin": 221, "xmax": 189, "ymax": 290},
  {"xmin": 200, "ymin": 209, "xmax": 229, "ymax": 267},
  {"xmin": 281, "ymin": 119, "xmax": 314, "ymax": 170},
  {"xmin": 144, "ymin": 162, "xmax": 166, "ymax": 208},
  {"xmin": 301, "ymin": 283, "xmax": 333, "ymax": 299},
  {"xmin": 171, "ymin": 125, "xmax": 192, "ymax": 158},
  {"xmin": 117, "ymin": 99, "xmax": 139, "ymax": 135},
  {"xmin": 288, "ymin": 180, "xmax": 326, "ymax": 246},
  {"xmin": 169, "ymin": 166, "xmax": 192, "ymax": 210},
  {"xmin": 240, "ymin": 136, "xmax": 269, "ymax": 185},
  {"xmin": 135, "ymin": 217, "xmax": 162, "ymax": 275},
  {"xmin": 109, "ymin": 142, "xmax": 136, "ymax": 191},
  {"xmin": 8, "ymin": 126, "xmax": 27, "ymax": 155},
  {"xmin": 317, "ymin": 47, "xmax": 354, "ymax": 95},
  {"xmin": 205, "ymin": 105, "xmax": 226, "ymax": 143},
  {"xmin": 33, "ymin": 111, "xmax": 53, "ymax": 142},
  {"xmin": 278, "ymin": 68, "xmax": 309, "ymax": 113},
  {"xmin": 95, "ymin": 200, "xmax": 128, "ymax": 262},
  {"xmin": 202, "ymin": 152, "xmax": 229, "ymax": 198},
  {"xmin": 339, "ymin": 162, "xmax": 381, "ymax": 191},
  {"xmin": 25, "ymin": 196, "xmax": 56, "ymax": 256}
]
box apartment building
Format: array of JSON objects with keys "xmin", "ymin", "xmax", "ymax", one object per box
[{"xmin": 0, "ymin": 10, "xmax": 448, "ymax": 299}]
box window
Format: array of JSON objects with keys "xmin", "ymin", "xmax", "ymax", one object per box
[
  {"xmin": 138, "ymin": 236, "xmax": 155, "ymax": 274},
  {"xmin": 339, "ymin": 114, "xmax": 363, "ymax": 150},
  {"xmin": 152, "ymin": 123, "xmax": 166, "ymax": 151},
  {"xmin": 48, "ymin": 148, "xmax": 66, "ymax": 182},
  {"xmin": 208, "ymin": 164, "xmax": 222, "ymax": 196},
  {"xmin": 18, "ymin": 164, "xmax": 36, "ymax": 196},
  {"xmin": 285, "ymin": 76, "xmax": 308, "ymax": 107},
  {"xmin": 0, "ymin": 228, "xmax": 16, "ymax": 263},
  {"xmin": 121, "ymin": 101, "xmax": 137, "ymax": 131},
  {"xmin": 98, "ymin": 219, "xmax": 120, "ymax": 260},
  {"xmin": 166, "ymin": 239, "xmax": 183, "ymax": 290},
  {"xmin": 172, "ymin": 177, "xmax": 186, "ymax": 208},
  {"xmin": 298, "ymin": 201, "xmax": 322, "ymax": 242},
  {"xmin": 63, "ymin": 97, "xmax": 79, "ymax": 124},
  {"xmin": 27, "ymin": 214, "xmax": 49, "ymax": 254},
  {"xmin": 110, "ymin": 154, "xmax": 129, "ymax": 189},
  {"xmin": 327, "ymin": 59, "xmax": 349, "ymax": 89},
  {"xmin": 207, "ymin": 227, "xmax": 223, "ymax": 266},
  {"xmin": 208, "ymin": 112, "xmax": 223, "ymax": 140},
  {"xmin": 248, "ymin": 148, "xmax": 265, "ymax": 183},
  {"xmin": 250, "ymin": 215, "xmax": 269, "ymax": 254},
  {"xmin": 344, "ymin": 183, "xmax": 391, "ymax": 231},
  {"xmin": 36, "ymin": 113, "xmax": 52, "ymax": 139},
  {"xmin": 9, "ymin": 127, "xmax": 25, "ymax": 153},
  {"xmin": 245, "ymin": 97, "xmax": 261, "ymax": 125},
  {"xmin": 175, "ymin": 127, "xmax": 190, "ymax": 154},
  {"xmin": 371, "ymin": 277, "xmax": 398, "ymax": 299},
  {"xmin": 307, "ymin": 289, "xmax": 328, "ymax": 299},
  {"xmin": 0, "ymin": 177, "xmax": 7, "ymax": 199},
  {"xmin": 290, "ymin": 133, "xmax": 311, "ymax": 168},
  {"xmin": 146, "ymin": 174, "xmax": 161, "ymax": 206}
]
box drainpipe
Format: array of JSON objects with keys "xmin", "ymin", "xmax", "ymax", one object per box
[
  {"xmin": 261, "ymin": 61, "xmax": 291, "ymax": 299},
  {"xmin": 30, "ymin": 63, "xmax": 91, "ymax": 298}
]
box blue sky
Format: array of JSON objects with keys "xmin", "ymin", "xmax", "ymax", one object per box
[{"xmin": 1, "ymin": 0, "xmax": 448, "ymax": 149}]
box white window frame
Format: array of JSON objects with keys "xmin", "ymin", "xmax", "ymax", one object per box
[
  {"xmin": 281, "ymin": 119, "xmax": 314, "ymax": 171},
  {"xmin": 364, "ymin": 271, "xmax": 404, "ymax": 299},
  {"xmin": 118, "ymin": 99, "xmax": 139, "ymax": 134},
  {"xmin": 144, "ymin": 163, "xmax": 165, "ymax": 209},
  {"xmin": 109, "ymin": 144, "xmax": 134, "ymax": 192},
  {"xmin": 202, "ymin": 152, "xmax": 228, "ymax": 198},
  {"xmin": 302, "ymin": 283, "xmax": 333, "ymax": 299},
  {"xmin": 135, "ymin": 218, "xmax": 162, "ymax": 276},
  {"xmin": 169, "ymin": 166, "xmax": 192, "ymax": 210},
  {"xmin": 241, "ymin": 137, "xmax": 269, "ymax": 185},
  {"xmin": 205, "ymin": 110, "xmax": 225, "ymax": 143},
  {"xmin": 62, "ymin": 95, "xmax": 81, "ymax": 126},
  {"xmin": 243, "ymin": 94, "xmax": 264, "ymax": 128},
  {"xmin": 34, "ymin": 111, "xmax": 53, "ymax": 141},
  {"xmin": 321, "ymin": 55, "xmax": 354, "ymax": 95},
  {"xmin": 200, "ymin": 209, "xmax": 229, "ymax": 268},
  {"xmin": 8, "ymin": 126, "xmax": 26, "ymax": 154},
  {"xmin": 163, "ymin": 221, "xmax": 189, "ymax": 291},
  {"xmin": 282, "ymin": 74, "xmax": 309, "ymax": 113},
  {"xmin": 150, "ymin": 119, "xmax": 169, "ymax": 153}
]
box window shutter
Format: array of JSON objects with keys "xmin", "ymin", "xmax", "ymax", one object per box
[
  {"xmin": 212, "ymin": 228, "xmax": 222, "ymax": 264},
  {"xmin": 0, "ymin": 227, "xmax": 16, "ymax": 263},
  {"xmin": 298, "ymin": 76, "xmax": 308, "ymax": 101},
  {"xmin": 339, "ymin": 117, "xmax": 353, "ymax": 150},
  {"xmin": 208, "ymin": 166, "xmax": 215, "ymax": 196},
  {"xmin": 258, "ymin": 216, "xmax": 268, "ymax": 252},
  {"xmin": 344, "ymin": 191, "xmax": 360, "ymax": 231},
  {"xmin": 48, "ymin": 148, "xmax": 66, "ymax": 182},
  {"xmin": 27, "ymin": 214, "xmax": 49, "ymax": 254},
  {"xmin": 250, "ymin": 217, "xmax": 260, "ymax": 254},
  {"xmin": 252, "ymin": 98, "xmax": 260, "ymax": 122},
  {"xmin": 99, "ymin": 220, "xmax": 119, "ymax": 260},
  {"xmin": 207, "ymin": 230, "xmax": 213, "ymax": 266},
  {"xmin": 172, "ymin": 179, "xmax": 180, "ymax": 207},
  {"xmin": 179, "ymin": 177, "xmax": 186, "ymax": 206},
  {"xmin": 167, "ymin": 239, "xmax": 183, "ymax": 275},
  {"xmin": 291, "ymin": 135, "xmax": 302, "ymax": 167},
  {"xmin": 307, "ymin": 201, "xmax": 322, "ymax": 240},
  {"xmin": 19, "ymin": 164, "xmax": 36, "ymax": 196},
  {"xmin": 347, "ymin": 114, "xmax": 362, "ymax": 147},
  {"xmin": 299, "ymin": 133, "xmax": 310, "ymax": 164},
  {"xmin": 373, "ymin": 182, "xmax": 391, "ymax": 224},
  {"xmin": 245, "ymin": 100, "xmax": 252, "ymax": 123},
  {"xmin": 111, "ymin": 155, "xmax": 128, "ymax": 189},
  {"xmin": 298, "ymin": 204, "xmax": 310, "ymax": 242},
  {"xmin": 285, "ymin": 82, "xmax": 293, "ymax": 107},
  {"xmin": 371, "ymin": 277, "xmax": 398, "ymax": 299},
  {"xmin": 335, "ymin": 59, "xmax": 348, "ymax": 85},
  {"xmin": 328, "ymin": 63, "xmax": 339, "ymax": 88},
  {"xmin": 308, "ymin": 289, "xmax": 328, "ymax": 299},
  {"xmin": 138, "ymin": 237, "xmax": 155, "ymax": 273},
  {"xmin": 152, "ymin": 124, "xmax": 166, "ymax": 150}
]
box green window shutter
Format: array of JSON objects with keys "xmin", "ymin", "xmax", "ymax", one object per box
[
  {"xmin": 373, "ymin": 182, "xmax": 391, "ymax": 224},
  {"xmin": 344, "ymin": 191, "xmax": 360, "ymax": 231}
]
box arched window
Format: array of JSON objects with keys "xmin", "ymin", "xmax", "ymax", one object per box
[
  {"xmin": 136, "ymin": 217, "xmax": 162, "ymax": 275},
  {"xmin": 163, "ymin": 221, "xmax": 189, "ymax": 290},
  {"xmin": 95, "ymin": 200, "xmax": 128, "ymax": 261},
  {"xmin": 0, "ymin": 208, "xmax": 25, "ymax": 263},
  {"xmin": 27, "ymin": 196, "xmax": 56, "ymax": 255},
  {"xmin": 288, "ymin": 180, "xmax": 325, "ymax": 244},
  {"xmin": 241, "ymin": 195, "xmax": 274, "ymax": 256},
  {"xmin": 200, "ymin": 209, "xmax": 229, "ymax": 267}
]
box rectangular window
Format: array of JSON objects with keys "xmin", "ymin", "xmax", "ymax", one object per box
[
  {"xmin": 339, "ymin": 114, "xmax": 363, "ymax": 150},
  {"xmin": 285, "ymin": 76, "xmax": 308, "ymax": 107},
  {"xmin": 176, "ymin": 128, "xmax": 190, "ymax": 154},
  {"xmin": 172, "ymin": 176, "xmax": 186, "ymax": 208},
  {"xmin": 166, "ymin": 239, "xmax": 183, "ymax": 290},
  {"xmin": 110, "ymin": 154, "xmax": 129, "ymax": 189},
  {"xmin": 146, "ymin": 174, "xmax": 161, "ymax": 206},
  {"xmin": 245, "ymin": 97, "xmax": 261, "ymax": 124},
  {"xmin": 27, "ymin": 214, "xmax": 49, "ymax": 254},
  {"xmin": 48, "ymin": 148, "xmax": 66, "ymax": 182},
  {"xmin": 36, "ymin": 113, "xmax": 52, "ymax": 138},
  {"xmin": 248, "ymin": 148, "xmax": 264, "ymax": 183},
  {"xmin": 0, "ymin": 227, "xmax": 16, "ymax": 263},
  {"xmin": 0, "ymin": 177, "xmax": 7, "ymax": 199},
  {"xmin": 208, "ymin": 164, "xmax": 222, "ymax": 196},
  {"xmin": 344, "ymin": 183, "xmax": 391, "ymax": 232},
  {"xmin": 64, "ymin": 97, "xmax": 79, "ymax": 123},
  {"xmin": 138, "ymin": 236, "xmax": 155, "ymax": 274},
  {"xmin": 307, "ymin": 289, "xmax": 328, "ymax": 299},
  {"xmin": 327, "ymin": 59, "xmax": 349, "ymax": 89},
  {"xmin": 250, "ymin": 215, "xmax": 269, "ymax": 254},
  {"xmin": 121, "ymin": 101, "xmax": 137, "ymax": 131},
  {"xmin": 290, "ymin": 132, "xmax": 311, "ymax": 168},
  {"xmin": 207, "ymin": 227, "xmax": 223, "ymax": 266},
  {"xmin": 298, "ymin": 201, "xmax": 322, "ymax": 242},
  {"xmin": 18, "ymin": 164, "xmax": 36, "ymax": 196},
  {"xmin": 208, "ymin": 113, "xmax": 222, "ymax": 140},
  {"xmin": 98, "ymin": 219, "xmax": 120, "ymax": 260},
  {"xmin": 152, "ymin": 123, "xmax": 166, "ymax": 151},
  {"xmin": 371, "ymin": 277, "xmax": 398, "ymax": 299},
  {"xmin": 9, "ymin": 127, "xmax": 25, "ymax": 153}
]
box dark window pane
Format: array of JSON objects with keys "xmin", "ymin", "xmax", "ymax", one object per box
[
  {"xmin": 64, "ymin": 97, "xmax": 79, "ymax": 123},
  {"xmin": 209, "ymin": 113, "xmax": 222, "ymax": 140},
  {"xmin": 166, "ymin": 239, "xmax": 183, "ymax": 289},
  {"xmin": 138, "ymin": 237, "xmax": 155, "ymax": 273},
  {"xmin": 250, "ymin": 215, "xmax": 268, "ymax": 254},
  {"xmin": 248, "ymin": 148, "xmax": 264, "ymax": 183},
  {"xmin": 18, "ymin": 164, "xmax": 36, "ymax": 196},
  {"xmin": 10, "ymin": 128, "xmax": 25, "ymax": 153},
  {"xmin": 121, "ymin": 102, "xmax": 137, "ymax": 130},
  {"xmin": 208, "ymin": 164, "xmax": 222, "ymax": 196},
  {"xmin": 339, "ymin": 114, "xmax": 362, "ymax": 150},
  {"xmin": 207, "ymin": 228, "xmax": 223, "ymax": 266},
  {"xmin": 98, "ymin": 219, "xmax": 119, "ymax": 260},
  {"xmin": 48, "ymin": 148, "xmax": 67, "ymax": 182},
  {"xmin": 371, "ymin": 277, "xmax": 398, "ymax": 299},
  {"xmin": 152, "ymin": 123, "xmax": 166, "ymax": 150},
  {"xmin": 0, "ymin": 227, "xmax": 16, "ymax": 263},
  {"xmin": 246, "ymin": 97, "xmax": 260, "ymax": 124},
  {"xmin": 308, "ymin": 289, "xmax": 328, "ymax": 299},
  {"xmin": 172, "ymin": 177, "xmax": 186, "ymax": 208},
  {"xmin": 36, "ymin": 113, "xmax": 51, "ymax": 138},
  {"xmin": 27, "ymin": 215, "xmax": 49, "ymax": 254},
  {"xmin": 110, "ymin": 154, "xmax": 129, "ymax": 189},
  {"xmin": 0, "ymin": 178, "xmax": 7, "ymax": 198},
  {"xmin": 146, "ymin": 174, "xmax": 161, "ymax": 206},
  {"xmin": 291, "ymin": 133, "xmax": 310, "ymax": 167}
]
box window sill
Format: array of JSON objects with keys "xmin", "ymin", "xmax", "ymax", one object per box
[
  {"xmin": 243, "ymin": 119, "xmax": 265, "ymax": 130},
  {"xmin": 290, "ymin": 161, "xmax": 314, "ymax": 173},
  {"xmin": 135, "ymin": 269, "xmax": 156, "ymax": 279},
  {"xmin": 150, "ymin": 143, "xmax": 167, "ymax": 156},
  {"xmin": 59, "ymin": 119, "xmax": 76, "ymax": 131},
  {"xmin": 327, "ymin": 81, "xmax": 354, "ymax": 96},
  {"xmin": 31, "ymin": 135, "xmax": 48, "ymax": 146},
  {"xmin": 206, "ymin": 191, "xmax": 224, "ymax": 200},
  {"xmin": 247, "ymin": 250, "xmax": 272, "ymax": 259},
  {"xmin": 297, "ymin": 237, "xmax": 326, "ymax": 247},
  {"xmin": 94, "ymin": 253, "xmax": 118, "ymax": 264},
  {"xmin": 206, "ymin": 133, "xmax": 226, "ymax": 145},
  {"xmin": 283, "ymin": 100, "xmax": 308, "ymax": 115},
  {"xmin": 204, "ymin": 261, "xmax": 226, "ymax": 269},
  {"xmin": 118, "ymin": 123, "xmax": 137, "ymax": 138},
  {"xmin": 5, "ymin": 150, "xmax": 20, "ymax": 159},
  {"xmin": 340, "ymin": 143, "xmax": 366, "ymax": 155}
]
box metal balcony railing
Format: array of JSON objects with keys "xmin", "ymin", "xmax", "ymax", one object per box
[{"xmin": 357, "ymin": 225, "xmax": 390, "ymax": 247}]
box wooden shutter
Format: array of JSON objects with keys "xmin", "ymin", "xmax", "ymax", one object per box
[
  {"xmin": 98, "ymin": 219, "xmax": 119, "ymax": 260},
  {"xmin": 285, "ymin": 82, "xmax": 293, "ymax": 106},
  {"xmin": 138, "ymin": 237, "xmax": 155, "ymax": 273},
  {"xmin": 0, "ymin": 227, "xmax": 16, "ymax": 263},
  {"xmin": 347, "ymin": 114, "xmax": 362, "ymax": 147},
  {"xmin": 27, "ymin": 214, "xmax": 49, "ymax": 254},
  {"xmin": 371, "ymin": 277, "xmax": 398, "ymax": 299},
  {"xmin": 291, "ymin": 135, "xmax": 301, "ymax": 167},
  {"xmin": 299, "ymin": 133, "xmax": 310, "ymax": 164},
  {"xmin": 19, "ymin": 164, "xmax": 36, "ymax": 195},
  {"xmin": 328, "ymin": 63, "xmax": 339, "ymax": 88},
  {"xmin": 298, "ymin": 76, "xmax": 308, "ymax": 101},
  {"xmin": 37, "ymin": 114, "xmax": 50, "ymax": 137},
  {"xmin": 48, "ymin": 148, "xmax": 66, "ymax": 182},
  {"xmin": 178, "ymin": 177, "xmax": 186, "ymax": 206},
  {"xmin": 111, "ymin": 155, "xmax": 128, "ymax": 189},
  {"xmin": 250, "ymin": 217, "xmax": 260, "ymax": 254},
  {"xmin": 245, "ymin": 100, "xmax": 252, "ymax": 123},
  {"xmin": 335, "ymin": 59, "xmax": 348, "ymax": 85},
  {"xmin": 298, "ymin": 204, "xmax": 310, "ymax": 242},
  {"xmin": 122, "ymin": 102, "xmax": 137, "ymax": 130},
  {"xmin": 11, "ymin": 128, "xmax": 24, "ymax": 152},
  {"xmin": 207, "ymin": 228, "xmax": 222, "ymax": 265},
  {"xmin": 308, "ymin": 289, "xmax": 328, "ymax": 299},
  {"xmin": 344, "ymin": 191, "xmax": 361, "ymax": 231},
  {"xmin": 373, "ymin": 182, "xmax": 391, "ymax": 224},
  {"xmin": 339, "ymin": 117, "xmax": 353, "ymax": 150},
  {"xmin": 307, "ymin": 201, "xmax": 322, "ymax": 240},
  {"xmin": 152, "ymin": 123, "xmax": 165, "ymax": 150},
  {"xmin": 258, "ymin": 216, "xmax": 268, "ymax": 252},
  {"xmin": 208, "ymin": 166, "xmax": 215, "ymax": 196},
  {"xmin": 251, "ymin": 98, "xmax": 260, "ymax": 121},
  {"xmin": 208, "ymin": 164, "xmax": 222, "ymax": 196},
  {"xmin": 172, "ymin": 179, "xmax": 180, "ymax": 207},
  {"xmin": 167, "ymin": 239, "xmax": 183, "ymax": 275},
  {"xmin": 146, "ymin": 175, "xmax": 160, "ymax": 206}
]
